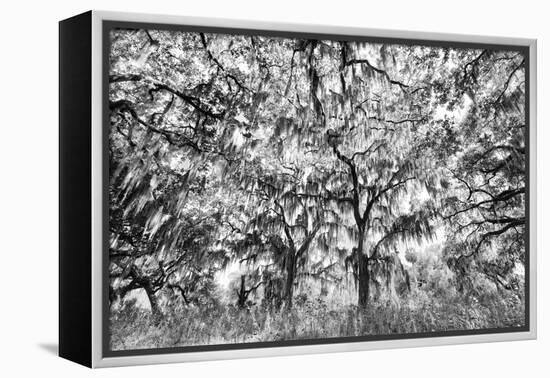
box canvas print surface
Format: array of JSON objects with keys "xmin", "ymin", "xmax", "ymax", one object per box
[{"xmin": 107, "ymin": 26, "xmax": 527, "ymax": 352}]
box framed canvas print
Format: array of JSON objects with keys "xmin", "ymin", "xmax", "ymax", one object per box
[{"xmin": 59, "ymin": 10, "xmax": 537, "ymax": 368}]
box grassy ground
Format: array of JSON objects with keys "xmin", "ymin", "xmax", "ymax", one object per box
[{"xmin": 110, "ymin": 291, "xmax": 525, "ymax": 351}]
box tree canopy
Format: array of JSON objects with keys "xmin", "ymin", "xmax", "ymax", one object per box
[{"xmin": 107, "ymin": 27, "xmax": 526, "ymax": 349}]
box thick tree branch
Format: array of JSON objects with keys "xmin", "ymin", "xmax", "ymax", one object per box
[{"xmin": 346, "ymin": 58, "xmax": 409, "ymax": 91}]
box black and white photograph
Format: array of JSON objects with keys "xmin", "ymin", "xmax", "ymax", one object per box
[{"xmin": 107, "ymin": 25, "xmax": 528, "ymax": 352}]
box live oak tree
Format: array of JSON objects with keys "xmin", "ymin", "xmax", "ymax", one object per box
[
  {"xmin": 239, "ymin": 155, "xmax": 326, "ymax": 309},
  {"xmin": 427, "ymin": 49, "xmax": 526, "ymax": 294},
  {"xmin": 269, "ymin": 40, "xmax": 443, "ymax": 308},
  {"xmin": 108, "ymin": 29, "xmax": 244, "ymax": 313}
]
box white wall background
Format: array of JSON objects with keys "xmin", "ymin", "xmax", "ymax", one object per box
[{"xmin": 0, "ymin": 0, "xmax": 546, "ymax": 376}]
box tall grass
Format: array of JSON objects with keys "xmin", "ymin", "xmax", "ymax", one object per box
[{"xmin": 110, "ymin": 290, "xmax": 524, "ymax": 351}]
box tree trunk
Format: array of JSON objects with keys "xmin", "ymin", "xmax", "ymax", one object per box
[
  {"xmin": 358, "ymin": 252, "xmax": 370, "ymax": 309},
  {"xmin": 144, "ymin": 282, "xmax": 161, "ymax": 319},
  {"xmin": 285, "ymin": 249, "xmax": 296, "ymax": 309},
  {"xmin": 356, "ymin": 226, "xmax": 370, "ymax": 309},
  {"xmin": 237, "ymin": 275, "xmax": 247, "ymax": 308}
]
